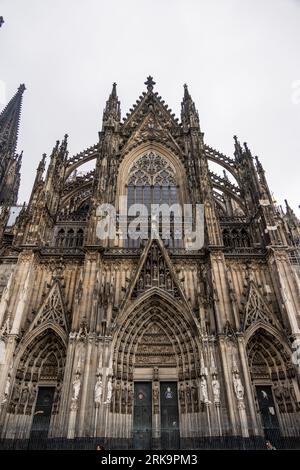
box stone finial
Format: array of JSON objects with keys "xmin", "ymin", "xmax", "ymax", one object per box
[{"xmin": 145, "ymin": 76, "xmax": 156, "ymax": 92}]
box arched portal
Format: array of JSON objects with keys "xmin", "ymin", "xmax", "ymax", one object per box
[
  {"xmin": 7, "ymin": 328, "xmax": 66, "ymax": 439},
  {"xmin": 112, "ymin": 291, "xmax": 203, "ymax": 448},
  {"xmin": 246, "ymin": 327, "xmax": 299, "ymax": 439}
]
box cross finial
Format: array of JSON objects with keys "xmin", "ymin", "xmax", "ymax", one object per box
[{"xmin": 145, "ymin": 76, "xmax": 156, "ymax": 92}]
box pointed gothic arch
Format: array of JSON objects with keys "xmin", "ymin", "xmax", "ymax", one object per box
[
  {"xmin": 8, "ymin": 326, "xmax": 67, "ymax": 416},
  {"xmin": 115, "ymin": 142, "xmax": 189, "ymax": 210},
  {"xmin": 113, "ymin": 289, "xmax": 201, "ymax": 386},
  {"xmin": 246, "ymin": 326, "xmax": 299, "ymax": 435}
]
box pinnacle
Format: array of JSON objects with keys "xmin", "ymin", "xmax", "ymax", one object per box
[
  {"xmin": 18, "ymin": 84, "xmax": 26, "ymax": 93},
  {"xmin": 111, "ymin": 82, "xmax": 117, "ymax": 97},
  {"xmin": 183, "ymin": 83, "xmax": 190, "ymax": 99}
]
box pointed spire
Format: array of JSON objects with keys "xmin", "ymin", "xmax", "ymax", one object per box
[
  {"xmin": 0, "ymin": 84, "xmax": 26, "ymax": 157},
  {"xmin": 59, "ymin": 133, "xmax": 68, "ymax": 160},
  {"xmin": 285, "ymin": 199, "xmax": 293, "ymax": 215},
  {"xmin": 34, "ymin": 153, "xmax": 47, "ymax": 186},
  {"xmin": 223, "ymin": 170, "xmax": 229, "ymax": 182},
  {"xmin": 233, "ymin": 135, "xmax": 243, "ymax": 161},
  {"xmin": 183, "ymin": 83, "xmax": 190, "ymax": 100},
  {"xmin": 243, "ymin": 141, "xmax": 252, "ymax": 157},
  {"xmin": 102, "ymin": 83, "xmax": 121, "ymax": 129},
  {"xmin": 181, "ymin": 83, "xmax": 200, "ymax": 129},
  {"xmin": 255, "ymin": 155, "xmax": 266, "ymax": 182},
  {"xmin": 111, "ymin": 82, "xmax": 117, "ymax": 98}
]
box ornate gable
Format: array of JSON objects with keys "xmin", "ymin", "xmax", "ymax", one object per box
[
  {"xmin": 243, "ymin": 282, "xmax": 278, "ymax": 331},
  {"xmin": 29, "ymin": 280, "xmax": 69, "ymax": 333},
  {"xmin": 122, "ymin": 238, "xmax": 187, "ymax": 307},
  {"xmin": 122, "ymin": 108, "xmax": 182, "ymax": 157},
  {"xmin": 121, "ymin": 77, "xmax": 181, "ymax": 155},
  {"xmin": 123, "ymin": 78, "xmax": 179, "ymax": 131}
]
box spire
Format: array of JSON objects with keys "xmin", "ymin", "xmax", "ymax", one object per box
[
  {"xmin": 284, "ymin": 200, "xmax": 299, "ymax": 223},
  {"xmin": 233, "ymin": 136, "xmax": 243, "ymax": 161},
  {"xmin": 34, "ymin": 153, "xmax": 47, "ymax": 185},
  {"xmin": 243, "ymin": 141, "xmax": 252, "ymax": 157},
  {"xmin": 44, "ymin": 135, "xmax": 68, "ymax": 193},
  {"xmin": 183, "ymin": 83, "xmax": 190, "ymax": 100},
  {"xmin": 181, "ymin": 83, "xmax": 200, "ymax": 129},
  {"xmin": 255, "ymin": 155, "xmax": 266, "ymax": 183},
  {"xmin": 0, "ymin": 84, "xmax": 26, "ymax": 157},
  {"xmin": 102, "ymin": 83, "xmax": 121, "ymax": 130}
]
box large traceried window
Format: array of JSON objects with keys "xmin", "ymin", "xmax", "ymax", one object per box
[{"xmin": 126, "ymin": 152, "xmax": 182, "ymax": 248}]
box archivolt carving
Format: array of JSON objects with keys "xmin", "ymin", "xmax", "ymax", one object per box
[
  {"xmin": 247, "ymin": 327, "xmax": 299, "ymax": 414},
  {"xmin": 8, "ymin": 328, "xmax": 66, "ymax": 415},
  {"xmin": 111, "ymin": 291, "xmax": 202, "ymax": 414}
]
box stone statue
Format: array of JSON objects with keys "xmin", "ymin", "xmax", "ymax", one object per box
[
  {"xmin": 0, "ymin": 315, "xmax": 10, "ymax": 338},
  {"xmin": 104, "ymin": 376, "xmax": 112, "ymax": 404},
  {"xmin": 153, "ymin": 382, "xmax": 159, "ymax": 404},
  {"xmin": 72, "ymin": 372, "xmax": 81, "ymax": 402},
  {"xmin": 212, "ymin": 375, "xmax": 220, "ymax": 403},
  {"xmin": 20, "ymin": 384, "xmax": 29, "ymax": 405},
  {"xmin": 1, "ymin": 374, "xmax": 11, "ymax": 404},
  {"xmin": 94, "ymin": 375, "xmax": 103, "ymax": 406},
  {"xmin": 233, "ymin": 372, "xmax": 244, "ymax": 401},
  {"xmin": 200, "ymin": 376, "xmax": 210, "ymax": 404}
]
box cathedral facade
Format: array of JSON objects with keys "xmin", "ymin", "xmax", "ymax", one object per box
[{"xmin": 0, "ymin": 77, "xmax": 299, "ymax": 449}]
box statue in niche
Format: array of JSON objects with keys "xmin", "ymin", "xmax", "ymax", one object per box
[
  {"xmin": 145, "ymin": 271, "xmax": 151, "ymax": 286},
  {"xmin": 138, "ymin": 276, "xmax": 144, "ymax": 290},
  {"xmin": 28, "ymin": 382, "xmax": 37, "ymax": 408},
  {"xmin": 72, "ymin": 372, "xmax": 81, "ymax": 402},
  {"xmin": 11, "ymin": 382, "xmax": 20, "ymax": 403},
  {"xmin": 185, "ymin": 382, "xmax": 191, "ymax": 403},
  {"xmin": 1, "ymin": 374, "xmax": 11, "ymax": 404},
  {"xmin": 179, "ymin": 382, "xmax": 185, "ymax": 406},
  {"xmin": 153, "ymin": 382, "xmax": 159, "ymax": 402},
  {"xmin": 212, "ymin": 375, "xmax": 221, "ymax": 403},
  {"xmin": 104, "ymin": 376, "xmax": 112, "ymax": 404},
  {"xmin": 192, "ymin": 381, "xmax": 199, "ymax": 406},
  {"xmin": 20, "ymin": 384, "xmax": 29, "ymax": 407},
  {"xmin": 200, "ymin": 376, "xmax": 210, "ymax": 404},
  {"xmin": 115, "ymin": 381, "xmax": 121, "ymax": 406},
  {"xmin": 94, "ymin": 374, "xmax": 103, "ymax": 406},
  {"xmin": 127, "ymin": 382, "xmax": 133, "ymax": 411},
  {"xmin": 75, "ymin": 279, "xmax": 83, "ymax": 304},
  {"xmin": 233, "ymin": 372, "xmax": 244, "ymax": 401}
]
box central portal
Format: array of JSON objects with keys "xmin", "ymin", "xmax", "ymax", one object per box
[{"xmin": 133, "ymin": 381, "xmax": 180, "ymax": 450}]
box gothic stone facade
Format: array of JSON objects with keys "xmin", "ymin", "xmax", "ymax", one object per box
[{"xmin": 0, "ymin": 78, "xmax": 300, "ymax": 448}]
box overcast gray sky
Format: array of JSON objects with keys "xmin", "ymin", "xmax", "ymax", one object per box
[{"xmin": 1, "ymin": 0, "xmax": 299, "ymax": 214}]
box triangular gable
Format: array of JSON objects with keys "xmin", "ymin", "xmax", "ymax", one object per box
[
  {"xmin": 122, "ymin": 90, "xmax": 180, "ymax": 134},
  {"xmin": 243, "ymin": 282, "xmax": 278, "ymax": 331},
  {"xmin": 121, "ymin": 237, "xmax": 188, "ymax": 308},
  {"xmin": 29, "ymin": 280, "xmax": 69, "ymax": 333},
  {"xmin": 122, "ymin": 109, "xmax": 182, "ymax": 156}
]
